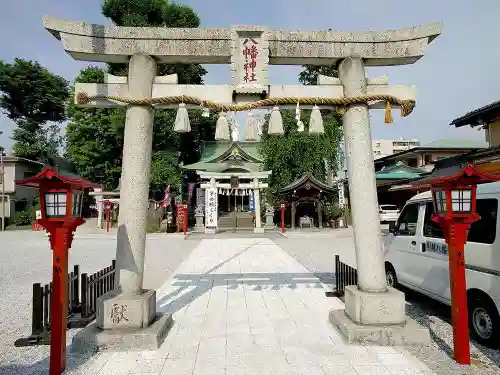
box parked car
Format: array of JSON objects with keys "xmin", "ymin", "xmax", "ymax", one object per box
[
  {"xmin": 384, "ymin": 183, "xmax": 500, "ymax": 347},
  {"xmin": 379, "ymin": 204, "xmax": 400, "ymax": 223}
]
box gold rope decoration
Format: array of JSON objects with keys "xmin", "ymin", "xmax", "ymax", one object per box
[{"xmin": 76, "ymin": 92, "xmax": 415, "ymax": 123}]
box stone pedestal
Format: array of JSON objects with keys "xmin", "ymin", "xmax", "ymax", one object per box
[
  {"xmin": 205, "ymin": 227, "xmax": 216, "ymax": 234},
  {"xmin": 96, "ymin": 289, "xmax": 156, "ymax": 329},
  {"xmin": 329, "ymin": 286, "xmax": 430, "ymax": 345},
  {"xmin": 195, "ymin": 212, "xmax": 204, "ymax": 232},
  {"xmin": 264, "ymin": 211, "xmax": 274, "ymax": 229}
]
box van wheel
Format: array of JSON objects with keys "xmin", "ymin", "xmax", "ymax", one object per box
[
  {"xmin": 468, "ymin": 295, "xmax": 500, "ymax": 348},
  {"xmin": 385, "ymin": 264, "xmax": 398, "ymax": 288}
]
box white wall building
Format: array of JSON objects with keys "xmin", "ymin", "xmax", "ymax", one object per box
[{"xmin": 372, "ymin": 138, "xmax": 420, "ymax": 159}]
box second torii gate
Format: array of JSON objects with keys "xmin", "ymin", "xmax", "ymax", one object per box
[{"xmin": 43, "ymin": 15, "xmax": 442, "ymax": 349}]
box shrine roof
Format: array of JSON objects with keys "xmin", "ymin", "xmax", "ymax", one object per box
[
  {"xmin": 279, "ymin": 173, "xmax": 336, "ymax": 194},
  {"xmin": 16, "ymin": 167, "xmax": 102, "ymax": 189},
  {"xmin": 410, "ymin": 162, "xmax": 500, "ymax": 188},
  {"xmin": 183, "ymin": 141, "xmax": 263, "ymax": 172},
  {"xmin": 451, "ymin": 100, "xmax": 500, "ymax": 128},
  {"xmin": 375, "ymin": 161, "xmax": 424, "ymax": 180}
]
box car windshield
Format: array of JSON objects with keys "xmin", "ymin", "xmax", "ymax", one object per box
[{"xmin": 380, "ymin": 205, "xmax": 398, "ymax": 211}]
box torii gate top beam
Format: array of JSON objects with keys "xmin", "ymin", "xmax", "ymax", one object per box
[{"xmin": 43, "ymin": 15, "xmax": 442, "ymax": 67}]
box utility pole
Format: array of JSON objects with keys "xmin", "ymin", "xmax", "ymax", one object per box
[{"xmin": 0, "ymin": 131, "xmax": 5, "ymax": 231}]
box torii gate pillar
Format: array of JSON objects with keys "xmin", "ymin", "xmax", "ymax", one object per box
[{"xmin": 328, "ymin": 57, "xmax": 430, "ymax": 345}]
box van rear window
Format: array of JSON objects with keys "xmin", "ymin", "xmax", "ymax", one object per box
[
  {"xmin": 381, "ymin": 205, "xmax": 398, "ymax": 211},
  {"xmin": 423, "ymin": 199, "xmax": 498, "ymax": 244}
]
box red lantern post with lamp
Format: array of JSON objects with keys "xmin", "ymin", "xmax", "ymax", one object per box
[
  {"xmin": 411, "ymin": 163, "xmax": 500, "ymax": 365},
  {"xmin": 16, "ymin": 168, "xmax": 101, "ymax": 375}
]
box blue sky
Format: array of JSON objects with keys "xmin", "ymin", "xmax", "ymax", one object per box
[{"xmin": 1, "ymin": 0, "xmax": 499, "ymax": 151}]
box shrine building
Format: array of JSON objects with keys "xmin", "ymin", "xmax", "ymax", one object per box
[{"xmin": 183, "ymin": 140, "xmax": 271, "ymax": 233}]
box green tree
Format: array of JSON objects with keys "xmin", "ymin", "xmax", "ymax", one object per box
[
  {"xmin": 299, "ymin": 65, "xmax": 338, "ymax": 85},
  {"xmin": 0, "ymin": 59, "xmax": 69, "ymax": 162},
  {"xmin": 65, "ymin": 67, "xmax": 124, "ymax": 189},
  {"xmin": 150, "ymin": 150, "xmax": 181, "ymax": 194}
]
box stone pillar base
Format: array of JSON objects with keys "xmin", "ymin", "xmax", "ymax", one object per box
[
  {"xmin": 205, "ymin": 227, "xmax": 216, "ymax": 234},
  {"xmin": 72, "ymin": 289, "xmax": 174, "ymax": 352},
  {"xmin": 195, "ymin": 224, "xmax": 205, "ymax": 233},
  {"xmin": 72, "ymin": 313, "xmax": 173, "ymax": 353},
  {"xmin": 254, "ymin": 227, "xmax": 265, "ymax": 234},
  {"xmin": 329, "ymin": 286, "xmax": 430, "ymax": 345}
]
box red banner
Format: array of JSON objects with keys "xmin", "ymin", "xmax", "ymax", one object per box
[{"xmin": 162, "ymin": 185, "xmax": 171, "ymax": 208}]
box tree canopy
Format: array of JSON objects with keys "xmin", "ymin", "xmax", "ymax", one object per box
[{"xmin": 0, "ymin": 58, "xmax": 69, "ymax": 162}]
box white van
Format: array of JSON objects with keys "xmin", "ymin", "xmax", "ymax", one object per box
[{"xmin": 384, "ymin": 182, "xmax": 500, "ymax": 347}]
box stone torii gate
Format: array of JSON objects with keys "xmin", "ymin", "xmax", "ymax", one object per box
[{"xmin": 43, "ymin": 15, "xmax": 441, "ymax": 349}]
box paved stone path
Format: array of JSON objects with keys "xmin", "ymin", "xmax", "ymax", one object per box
[{"xmin": 65, "ymin": 237, "xmax": 434, "ymax": 375}]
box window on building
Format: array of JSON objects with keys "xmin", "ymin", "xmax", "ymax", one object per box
[
  {"xmin": 375, "ymin": 142, "xmax": 381, "ymax": 147},
  {"xmin": 395, "ymin": 203, "xmax": 419, "ymax": 236},
  {"xmin": 14, "ymin": 200, "xmax": 27, "ymax": 212},
  {"xmin": 408, "ymin": 159, "xmax": 418, "ymax": 167},
  {"xmin": 424, "ymin": 155, "xmax": 431, "ymax": 164},
  {"xmin": 423, "ymin": 199, "xmax": 498, "ymax": 244},
  {"xmin": 23, "ymin": 171, "xmax": 37, "ymax": 179}
]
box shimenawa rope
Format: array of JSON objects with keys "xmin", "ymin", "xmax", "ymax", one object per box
[{"xmin": 76, "ymin": 92, "xmax": 416, "ymax": 123}]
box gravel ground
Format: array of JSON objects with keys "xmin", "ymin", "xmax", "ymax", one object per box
[
  {"xmin": 276, "ymin": 229, "xmax": 500, "ymax": 375},
  {"xmin": 0, "ymin": 230, "xmax": 199, "ymax": 374}
]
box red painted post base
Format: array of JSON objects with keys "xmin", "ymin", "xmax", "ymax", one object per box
[
  {"xmin": 444, "ymin": 221, "xmax": 471, "ymax": 365},
  {"xmin": 183, "ymin": 205, "xmax": 188, "ymax": 234},
  {"xmin": 281, "ymin": 206, "xmax": 285, "ymax": 233},
  {"xmin": 105, "ymin": 206, "xmax": 111, "ymax": 233},
  {"xmin": 49, "ymin": 227, "xmax": 72, "ymax": 375}
]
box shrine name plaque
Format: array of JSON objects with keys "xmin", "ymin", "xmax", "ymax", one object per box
[{"xmin": 230, "ymin": 176, "xmax": 239, "ymax": 188}]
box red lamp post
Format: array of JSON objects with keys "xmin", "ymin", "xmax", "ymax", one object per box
[
  {"xmin": 16, "ymin": 168, "xmax": 101, "ymax": 375},
  {"xmin": 104, "ymin": 200, "xmax": 113, "ymax": 232},
  {"xmin": 280, "ymin": 203, "xmax": 285, "ymax": 233},
  {"xmin": 411, "ymin": 163, "xmax": 500, "ymax": 365}
]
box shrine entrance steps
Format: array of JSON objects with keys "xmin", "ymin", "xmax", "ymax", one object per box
[
  {"xmin": 185, "ymin": 231, "xmax": 283, "ymax": 240},
  {"xmin": 217, "ymin": 211, "xmax": 254, "ymax": 230}
]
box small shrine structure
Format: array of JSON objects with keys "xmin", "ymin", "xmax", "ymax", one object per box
[
  {"xmin": 89, "ymin": 178, "xmax": 121, "ymax": 229},
  {"xmin": 279, "ymin": 173, "xmax": 337, "ymax": 229}
]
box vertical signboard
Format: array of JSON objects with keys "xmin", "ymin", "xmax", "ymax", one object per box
[
  {"xmin": 249, "ymin": 190, "xmax": 255, "ymax": 211},
  {"xmin": 338, "ymin": 181, "xmax": 345, "ymax": 208},
  {"xmin": 205, "ymin": 187, "xmax": 218, "ymax": 227}
]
